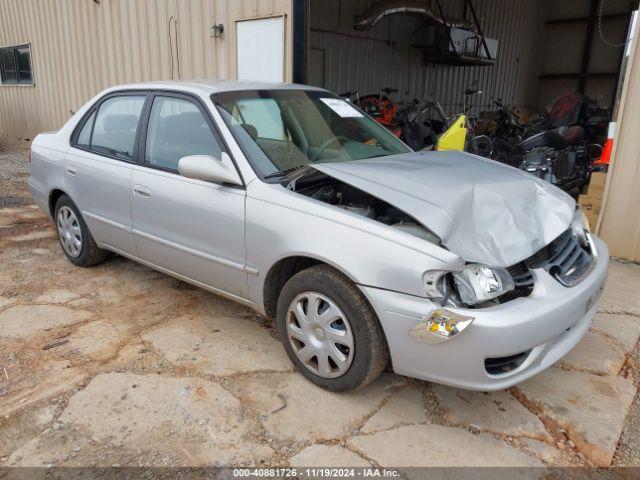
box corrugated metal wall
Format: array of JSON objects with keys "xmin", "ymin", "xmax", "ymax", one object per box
[
  {"xmin": 309, "ymin": 0, "xmax": 545, "ymax": 113},
  {"xmin": 0, "ymin": 0, "xmax": 293, "ymax": 138}
]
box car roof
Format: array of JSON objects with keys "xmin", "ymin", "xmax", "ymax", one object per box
[{"xmin": 102, "ymin": 79, "xmax": 326, "ymax": 96}]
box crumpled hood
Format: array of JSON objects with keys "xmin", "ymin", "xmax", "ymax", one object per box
[{"xmin": 312, "ymin": 151, "xmax": 575, "ymax": 267}]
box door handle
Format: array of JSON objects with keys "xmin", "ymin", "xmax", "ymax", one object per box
[
  {"xmin": 65, "ymin": 166, "xmax": 77, "ymax": 176},
  {"xmin": 133, "ymin": 185, "xmax": 151, "ymax": 199}
]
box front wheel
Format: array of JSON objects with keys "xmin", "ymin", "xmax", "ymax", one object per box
[{"xmin": 276, "ymin": 265, "xmax": 389, "ymax": 392}]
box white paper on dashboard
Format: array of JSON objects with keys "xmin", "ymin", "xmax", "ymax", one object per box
[{"xmin": 320, "ymin": 98, "xmax": 364, "ymax": 118}]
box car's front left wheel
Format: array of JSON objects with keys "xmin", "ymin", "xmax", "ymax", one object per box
[
  {"xmin": 54, "ymin": 194, "xmax": 108, "ymax": 267},
  {"xmin": 276, "ymin": 265, "xmax": 389, "ymax": 392}
]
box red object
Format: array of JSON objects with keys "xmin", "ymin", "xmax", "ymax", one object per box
[{"xmin": 593, "ymin": 122, "xmax": 616, "ymax": 166}]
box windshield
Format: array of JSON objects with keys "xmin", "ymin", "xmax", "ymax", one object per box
[{"xmin": 213, "ymin": 89, "xmax": 411, "ymax": 179}]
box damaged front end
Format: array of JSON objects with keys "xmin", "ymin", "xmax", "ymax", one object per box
[
  {"xmin": 285, "ymin": 167, "xmax": 441, "ymax": 245},
  {"xmin": 283, "ymin": 153, "xmax": 594, "ymax": 315}
]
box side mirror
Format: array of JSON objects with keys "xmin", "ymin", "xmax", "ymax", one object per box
[{"xmin": 178, "ymin": 153, "xmax": 242, "ymax": 186}]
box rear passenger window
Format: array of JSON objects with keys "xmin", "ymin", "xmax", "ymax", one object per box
[
  {"xmin": 74, "ymin": 95, "xmax": 146, "ymax": 160},
  {"xmin": 145, "ymin": 96, "xmax": 222, "ymax": 171}
]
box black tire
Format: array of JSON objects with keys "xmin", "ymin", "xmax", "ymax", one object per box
[
  {"xmin": 276, "ymin": 265, "xmax": 389, "ymax": 392},
  {"xmin": 54, "ymin": 194, "xmax": 108, "ymax": 267}
]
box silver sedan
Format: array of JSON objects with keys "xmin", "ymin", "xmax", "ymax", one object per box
[{"xmin": 28, "ymin": 81, "xmax": 608, "ymax": 392}]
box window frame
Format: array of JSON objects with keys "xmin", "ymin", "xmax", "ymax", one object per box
[
  {"xmin": 70, "ymin": 90, "xmax": 151, "ymax": 164},
  {"xmin": 0, "ymin": 43, "xmax": 34, "ymax": 86},
  {"xmin": 70, "ymin": 89, "xmax": 245, "ymax": 187},
  {"xmin": 136, "ymin": 90, "xmax": 245, "ymax": 187}
]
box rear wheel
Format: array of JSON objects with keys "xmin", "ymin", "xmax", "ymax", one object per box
[
  {"xmin": 276, "ymin": 265, "xmax": 389, "ymax": 392},
  {"xmin": 54, "ymin": 195, "xmax": 108, "ymax": 267}
]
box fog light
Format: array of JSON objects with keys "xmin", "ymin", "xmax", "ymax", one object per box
[{"xmin": 409, "ymin": 308, "xmax": 474, "ymax": 344}]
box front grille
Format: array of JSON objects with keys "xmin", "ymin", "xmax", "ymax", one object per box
[
  {"xmin": 497, "ymin": 228, "xmax": 593, "ymax": 304},
  {"xmin": 499, "ymin": 262, "xmax": 535, "ymax": 303},
  {"xmin": 525, "ymin": 229, "xmax": 594, "ymax": 287}
]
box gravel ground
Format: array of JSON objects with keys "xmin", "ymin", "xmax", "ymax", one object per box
[{"xmin": 0, "ymin": 134, "xmax": 32, "ymax": 208}]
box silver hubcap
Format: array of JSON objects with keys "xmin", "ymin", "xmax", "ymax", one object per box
[
  {"xmin": 286, "ymin": 292, "xmax": 354, "ymax": 378},
  {"xmin": 57, "ymin": 206, "xmax": 83, "ymax": 258}
]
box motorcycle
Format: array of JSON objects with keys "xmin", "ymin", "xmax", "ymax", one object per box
[
  {"xmin": 396, "ymin": 81, "xmax": 486, "ymax": 152},
  {"xmin": 487, "ymin": 91, "xmax": 608, "ymax": 198}
]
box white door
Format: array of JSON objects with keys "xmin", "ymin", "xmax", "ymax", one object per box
[{"xmin": 236, "ymin": 16, "xmax": 284, "ymax": 82}]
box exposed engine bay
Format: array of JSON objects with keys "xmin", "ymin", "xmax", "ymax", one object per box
[{"xmin": 286, "ymin": 168, "xmax": 441, "ymax": 245}]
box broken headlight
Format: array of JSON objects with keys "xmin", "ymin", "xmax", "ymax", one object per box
[
  {"xmin": 452, "ymin": 264, "xmax": 515, "ymax": 306},
  {"xmin": 571, "ymin": 206, "xmax": 590, "ymax": 247},
  {"xmin": 424, "ymin": 264, "xmax": 515, "ymax": 307}
]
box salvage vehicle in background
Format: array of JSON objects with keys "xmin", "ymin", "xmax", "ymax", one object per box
[
  {"xmin": 29, "ymin": 81, "xmax": 608, "ymax": 392},
  {"xmin": 482, "ymin": 91, "xmax": 609, "ymax": 198}
]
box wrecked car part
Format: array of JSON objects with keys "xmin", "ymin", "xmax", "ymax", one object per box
[
  {"xmin": 423, "ymin": 265, "xmax": 524, "ymax": 309},
  {"xmin": 526, "ymin": 227, "xmax": 596, "ymax": 288},
  {"xmin": 451, "ymin": 264, "xmax": 515, "ymax": 306},
  {"xmin": 291, "ymin": 169, "xmax": 441, "ymax": 245},
  {"xmin": 311, "ymin": 152, "xmax": 575, "ymax": 268},
  {"xmin": 409, "ymin": 308, "xmax": 474, "ymax": 344},
  {"xmin": 353, "ymin": 0, "xmax": 471, "ymax": 31}
]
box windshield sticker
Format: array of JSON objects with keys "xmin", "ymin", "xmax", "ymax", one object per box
[{"xmin": 320, "ymin": 98, "xmax": 364, "ymax": 118}]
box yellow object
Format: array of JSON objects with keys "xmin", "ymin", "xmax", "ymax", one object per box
[{"xmin": 436, "ymin": 114, "xmax": 467, "ymax": 151}]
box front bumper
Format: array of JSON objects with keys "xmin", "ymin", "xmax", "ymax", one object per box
[{"xmin": 361, "ymin": 236, "xmax": 609, "ymax": 391}]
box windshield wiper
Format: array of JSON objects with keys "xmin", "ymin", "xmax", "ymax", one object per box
[{"xmin": 263, "ymin": 164, "xmax": 308, "ymax": 179}]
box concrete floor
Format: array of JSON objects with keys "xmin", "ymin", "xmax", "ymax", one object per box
[{"xmin": 0, "ymin": 140, "xmax": 639, "ymax": 469}]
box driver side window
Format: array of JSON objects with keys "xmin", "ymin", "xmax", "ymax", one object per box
[{"xmin": 145, "ymin": 96, "xmax": 222, "ymax": 172}]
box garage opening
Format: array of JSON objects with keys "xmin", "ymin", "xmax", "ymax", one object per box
[{"xmin": 299, "ymin": 0, "xmax": 637, "ymax": 205}]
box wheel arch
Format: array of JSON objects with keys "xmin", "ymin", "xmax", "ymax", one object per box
[
  {"xmin": 48, "ymin": 188, "xmax": 69, "ymax": 217},
  {"xmin": 262, "ymin": 254, "xmax": 360, "ymax": 318}
]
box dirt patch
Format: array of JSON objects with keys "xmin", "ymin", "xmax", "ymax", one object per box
[{"xmin": 0, "ymin": 134, "xmax": 32, "ymax": 208}]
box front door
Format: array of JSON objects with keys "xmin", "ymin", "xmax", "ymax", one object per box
[{"xmin": 130, "ymin": 93, "xmax": 247, "ymax": 300}]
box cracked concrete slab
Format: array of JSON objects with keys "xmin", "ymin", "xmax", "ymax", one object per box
[
  {"xmin": 1, "ymin": 200, "xmax": 640, "ymax": 469},
  {"xmin": 64, "ymin": 320, "xmax": 134, "ymax": 362},
  {"xmin": 0, "ymin": 305, "xmax": 93, "ymax": 338},
  {"xmin": 360, "ymin": 385, "xmax": 427, "ymax": 434},
  {"xmin": 591, "ymin": 313, "xmax": 640, "ymax": 352},
  {"xmin": 430, "ymin": 385, "xmax": 551, "ymax": 442},
  {"xmin": 227, "ymin": 372, "xmax": 404, "ymax": 443},
  {"xmin": 8, "ymin": 372, "xmax": 274, "ymax": 466},
  {"xmin": 515, "ymin": 438, "xmax": 578, "ymax": 466},
  {"xmin": 143, "ymin": 315, "xmax": 292, "ymax": 376},
  {"xmin": 289, "ymin": 445, "xmax": 371, "ymax": 467},
  {"xmin": 515, "ymin": 367, "xmax": 637, "ymax": 466},
  {"xmin": 348, "ymin": 424, "xmax": 542, "ymax": 470},
  {"xmin": 34, "ymin": 289, "xmax": 81, "ymax": 304},
  {"xmin": 0, "ymin": 360, "xmax": 87, "ymax": 417},
  {"xmin": 600, "ymin": 261, "xmax": 640, "ymax": 316},
  {"xmin": 557, "ymin": 330, "xmax": 628, "ymax": 376}
]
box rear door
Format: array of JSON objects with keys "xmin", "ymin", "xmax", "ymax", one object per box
[
  {"xmin": 65, "ymin": 93, "xmax": 148, "ymax": 255},
  {"xmin": 130, "ymin": 92, "xmax": 248, "ymax": 301}
]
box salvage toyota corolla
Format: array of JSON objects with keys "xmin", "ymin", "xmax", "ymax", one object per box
[{"xmin": 28, "ymin": 81, "xmax": 609, "ymax": 392}]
